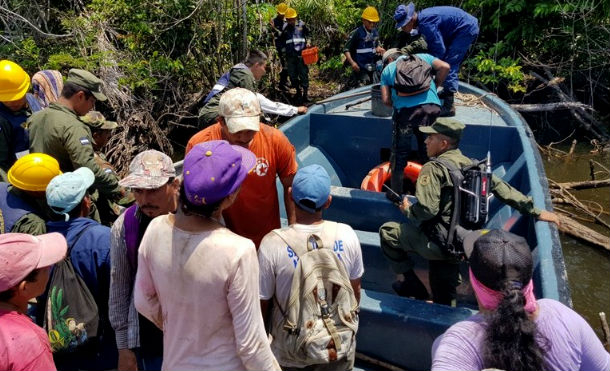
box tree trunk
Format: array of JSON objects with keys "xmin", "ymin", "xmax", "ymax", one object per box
[
  {"xmin": 553, "ymin": 179, "xmax": 610, "ymax": 190},
  {"xmin": 556, "ymin": 214, "xmax": 610, "ymax": 251}
]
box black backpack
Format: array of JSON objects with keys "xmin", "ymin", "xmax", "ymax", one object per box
[
  {"xmin": 393, "ymin": 55, "xmax": 432, "ymax": 96},
  {"xmin": 43, "ymin": 226, "xmax": 99, "ymax": 353},
  {"xmin": 431, "ymin": 156, "xmax": 492, "ymax": 258}
]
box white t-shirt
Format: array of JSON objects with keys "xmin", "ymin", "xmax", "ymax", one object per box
[
  {"xmin": 258, "ymin": 221, "xmax": 364, "ymax": 366},
  {"xmin": 134, "ymin": 215, "xmax": 280, "ymax": 371}
]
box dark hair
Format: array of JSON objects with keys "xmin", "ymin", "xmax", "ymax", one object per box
[
  {"xmin": 482, "ymin": 280, "xmax": 547, "ymax": 371},
  {"xmin": 0, "ymin": 269, "xmax": 41, "ymax": 301},
  {"xmin": 179, "ymin": 183, "xmax": 223, "ymax": 218},
  {"xmin": 61, "ymin": 82, "xmax": 93, "ymax": 99},
  {"xmin": 295, "ymin": 198, "xmax": 323, "ymax": 213},
  {"xmin": 243, "ymin": 50, "xmax": 268, "ymax": 67}
]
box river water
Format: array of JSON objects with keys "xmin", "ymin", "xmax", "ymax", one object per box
[{"xmin": 542, "ymin": 143, "xmax": 610, "ymax": 339}]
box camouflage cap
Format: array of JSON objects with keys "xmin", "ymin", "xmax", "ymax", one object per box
[
  {"xmin": 119, "ymin": 150, "xmax": 176, "ymax": 189},
  {"xmin": 79, "ymin": 110, "xmax": 118, "ymax": 130},
  {"xmin": 419, "ymin": 117, "xmax": 465, "ymax": 141},
  {"xmin": 219, "ymin": 88, "xmax": 261, "ymax": 134},
  {"xmin": 66, "ymin": 69, "xmax": 107, "ymax": 101}
]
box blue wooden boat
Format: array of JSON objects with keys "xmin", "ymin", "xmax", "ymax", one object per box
[{"xmin": 275, "ymin": 83, "xmax": 571, "ymax": 370}]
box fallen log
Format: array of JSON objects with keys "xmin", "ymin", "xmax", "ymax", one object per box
[
  {"xmin": 531, "ymin": 71, "xmax": 609, "ymax": 141},
  {"xmin": 511, "ymin": 102, "xmax": 593, "ymax": 112},
  {"xmin": 552, "ymin": 179, "xmax": 610, "ymax": 190},
  {"xmin": 550, "ymin": 180, "xmax": 610, "ymax": 230},
  {"xmin": 556, "ymin": 213, "xmax": 610, "ymax": 251}
]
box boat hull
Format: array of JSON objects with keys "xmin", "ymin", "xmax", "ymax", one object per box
[{"xmin": 276, "ymin": 83, "xmax": 570, "ymax": 370}]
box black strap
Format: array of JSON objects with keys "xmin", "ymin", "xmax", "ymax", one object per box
[{"xmin": 430, "ymin": 157, "xmax": 463, "ymax": 251}]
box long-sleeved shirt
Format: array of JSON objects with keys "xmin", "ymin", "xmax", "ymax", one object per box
[
  {"xmin": 108, "ymin": 209, "xmax": 163, "ymax": 354},
  {"xmin": 416, "ymin": 6, "xmax": 479, "ymax": 60},
  {"xmin": 45, "ymin": 217, "xmax": 117, "ymax": 370},
  {"xmin": 28, "ymin": 103, "xmax": 121, "ymax": 199},
  {"xmin": 108, "ymin": 211, "xmax": 139, "ymax": 350},
  {"xmin": 134, "ymin": 214, "xmax": 280, "ymax": 371}
]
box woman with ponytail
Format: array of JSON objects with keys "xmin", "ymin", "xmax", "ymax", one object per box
[{"xmin": 431, "ymin": 229, "xmax": 610, "ymax": 371}]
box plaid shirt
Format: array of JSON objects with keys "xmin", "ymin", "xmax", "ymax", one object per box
[{"xmin": 108, "ymin": 211, "xmax": 140, "ymax": 349}]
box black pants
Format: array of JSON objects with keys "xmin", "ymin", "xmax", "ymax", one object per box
[{"xmin": 390, "ymin": 103, "xmax": 440, "ymax": 193}]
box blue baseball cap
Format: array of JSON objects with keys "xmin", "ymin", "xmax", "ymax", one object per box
[
  {"xmin": 46, "ymin": 167, "xmax": 95, "ymax": 218},
  {"xmin": 394, "ymin": 3, "xmax": 415, "ymax": 30},
  {"xmin": 291, "ymin": 164, "xmax": 331, "ymax": 213}
]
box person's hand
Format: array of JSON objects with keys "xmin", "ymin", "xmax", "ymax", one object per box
[
  {"xmin": 538, "ymin": 210, "xmax": 561, "ymax": 227},
  {"xmin": 399, "ymin": 195, "xmax": 411, "ymax": 214},
  {"xmin": 297, "ymin": 106, "xmax": 308, "ymax": 114},
  {"xmin": 376, "ymin": 46, "xmax": 386, "ymax": 55},
  {"xmin": 118, "ymin": 349, "xmax": 138, "ymax": 371},
  {"xmin": 351, "ymin": 62, "xmax": 360, "ymax": 72}
]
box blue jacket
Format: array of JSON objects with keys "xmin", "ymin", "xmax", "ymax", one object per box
[
  {"xmin": 417, "ymin": 6, "xmax": 479, "ymax": 59},
  {"xmin": 0, "ymin": 182, "xmax": 36, "ymax": 233},
  {"xmin": 353, "ymin": 26, "xmax": 379, "ymax": 68},
  {"xmin": 46, "ymin": 217, "xmax": 117, "ymax": 370},
  {"xmin": 282, "ymin": 20, "xmax": 308, "ymax": 56}
]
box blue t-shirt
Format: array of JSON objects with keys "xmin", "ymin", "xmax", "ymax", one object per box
[{"xmin": 380, "ymin": 53, "xmax": 441, "ymax": 110}]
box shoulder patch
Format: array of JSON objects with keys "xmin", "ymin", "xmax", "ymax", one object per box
[
  {"xmin": 419, "ymin": 174, "xmax": 430, "ymax": 186},
  {"xmin": 79, "ymin": 137, "xmax": 91, "ymax": 145}
]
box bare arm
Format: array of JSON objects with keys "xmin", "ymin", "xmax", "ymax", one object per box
[
  {"xmin": 381, "ymin": 85, "xmax": 392, "ymax": 107},
  {"xmin": 344, "ymin": 51, "xmax": 360, "ymax": 72},
  {"xmin": 260, "ymin": 299, "xmax": 271, "ymax": 331},
  {"xmin": 432, "ymin": 58, "xmax": 450, "ymax": 88},
  {"xmin": 281, "ymin": 174, "xmax": 296, "ymax": 225},
  {"xmin": 350, "ymin": 278, "xmax": 362, "ymax": 304}
]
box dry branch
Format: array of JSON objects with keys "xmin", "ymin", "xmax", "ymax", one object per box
[
  {"xmin": 600, "ymin": 312, "xmax": 610, "ymax": 351},
  {"xmin": 511, "ymin": 102, "xmax": 593, "ymax": 112},
  {"xmin": 550, "ymin": 180, "xmax": 610, "ymax": 230},
  {"xmin": 553, "ymin": 179, "xmax": 610, "ymax": 190},
  {"xmin": 531, "ymin": 71, "xmax": 608, "ymax": 141}
]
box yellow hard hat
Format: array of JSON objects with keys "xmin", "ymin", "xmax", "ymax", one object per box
[
  {"xmin": 7, "ymin": 153, "xmax": 62, "ymax": 192},
  {"xmin": 362, "ymin": 6, "xmax": 380, "ymax": 22},
  {"xmin": 276, "ymin": 3, "xmax": 288, "ymax": 15},
  {"xmin": 0, "ymin": 60, "xmax": 30, "ymax": 102},
  {"xmin": 285, "ymin": 7, "xmax": 297, "ymax": 19}
]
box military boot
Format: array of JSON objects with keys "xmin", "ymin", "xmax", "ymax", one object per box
[
  {"xmin": 392, "ymin": 270, "xmax": 430, "ymax": 300},
  {"xmin": 439, "ymin": 92, "xmax": 456, "ymax": 117}
]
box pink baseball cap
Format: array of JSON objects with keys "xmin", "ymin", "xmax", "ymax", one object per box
[{"xmin": 0, "ymin": 233, "xmax": 67, "ymax": 292}]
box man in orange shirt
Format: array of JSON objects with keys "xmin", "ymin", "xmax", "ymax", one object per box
[{"xmin": 186, "ymin": 87, "xmax": 297, "ymax": 247}]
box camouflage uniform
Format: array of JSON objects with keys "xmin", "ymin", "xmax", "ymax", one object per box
[
  {"xmin": 80, "ymin": 111, "xmax": 121, "ymax": 225},
  {"xmin": 28, "ymin": 70, "xmax": 122, "ymax": 201},
  {"xmin": 379, "ymin": 119, "xmax": 541, "ymax": 304}
]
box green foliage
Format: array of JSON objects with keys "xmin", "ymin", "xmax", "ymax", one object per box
[
  {"xmin": 468, "ymin": 47, "xmax": 526, "ymax": 93},
  {"xmin": 319, "ymin": 55, "xmax": 351, "ymax": 79}
]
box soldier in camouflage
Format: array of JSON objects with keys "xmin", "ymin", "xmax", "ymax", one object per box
[
  {"xmin": 379, "ymin": 118, "xmax": 560, "ymax": 305},
  {"xmin": 80, "ymin": 110, "xmax": 122, "ymax": 225},
  {"xmin": 28, "ymin": 69, "xmax": 123, "ymax": 203}
]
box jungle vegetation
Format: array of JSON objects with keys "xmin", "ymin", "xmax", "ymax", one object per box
[{"xmin": 1, "ymin": 0, "xmax": 608, "ymax": 169}]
